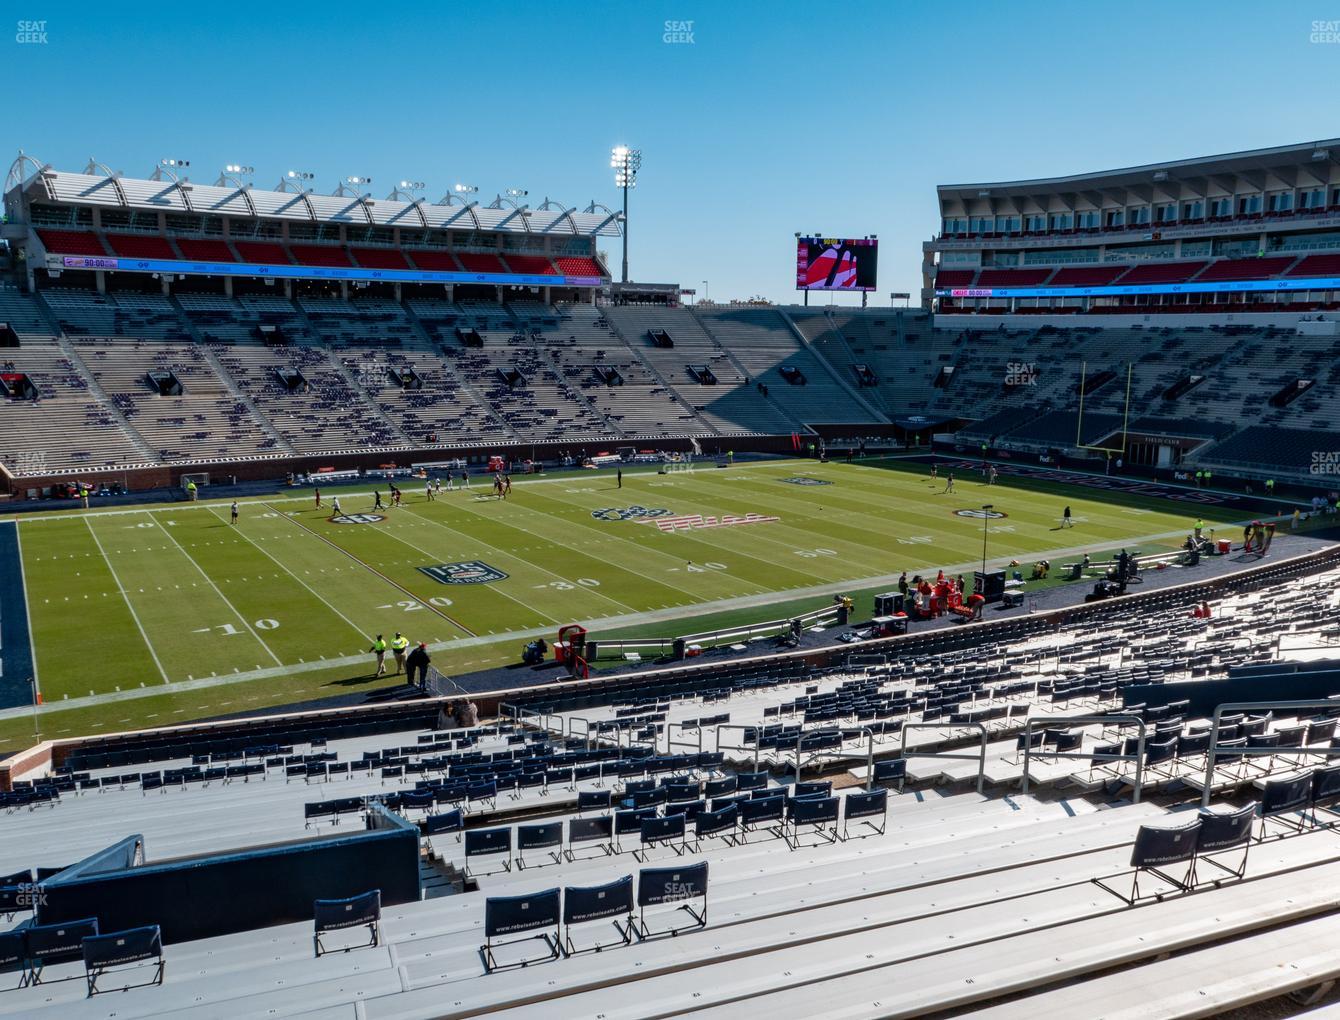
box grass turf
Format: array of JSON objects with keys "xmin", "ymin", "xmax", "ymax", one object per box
[{"xmin": 1, "ymin": 457, "xmax": 1260, "ymax": 749}]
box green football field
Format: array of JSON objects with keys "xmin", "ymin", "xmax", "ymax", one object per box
[{"xmin": 1, "ymin": 457, "xmax": 1257, "ymax": 747}]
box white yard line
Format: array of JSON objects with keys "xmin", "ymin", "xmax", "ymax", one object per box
[
  {"xmin": 0, "ymin": 521, "xmax": 1287, "ymax": 722},
  {"xmin": 484, "ymin": 487, "xmax": 770, "ymax": 599},
  {"xmin": 367, "ymin": 510, "xmax": 569, "ymax": 625},
  {"xmin": 143, "ymin": 511, "xmax": 283, "ymax": 667},
  {"xmin": 82, "ymin": 517, "xmax": 170, "ymax": 683},
  {"xmin": 396, "ymin": 504, "xmax": 639, "ymax": 615},
  {"xmin": 205, "ymin": 505, "xmax": 370, "ymax": 643}
]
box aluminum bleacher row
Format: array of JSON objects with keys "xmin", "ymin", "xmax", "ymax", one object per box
[
  {"xmin": 4, "ymin": 285, "xmax": 1340, "ymax": 478},
  {"xmin": 0, "ymin": 556, "xmax": 1338, "ymax": 1014},
  {"xmin": 8, "ymin": 713, "xmax": 1340, "ymax": 1016}
]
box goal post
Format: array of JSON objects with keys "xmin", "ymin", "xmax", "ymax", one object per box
[{"xmin": 1074, "ymin": 361, "xmax": 1133, "ymax": 456}]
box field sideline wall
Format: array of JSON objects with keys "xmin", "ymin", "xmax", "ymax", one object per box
[{"xmin": 0, "ymin": 433, "xmax": 907, "ymax": 497}]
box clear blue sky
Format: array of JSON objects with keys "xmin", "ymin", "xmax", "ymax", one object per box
[{"xmin": 8, "ymin": 1, "xmax": 1339, "ymax": 304}]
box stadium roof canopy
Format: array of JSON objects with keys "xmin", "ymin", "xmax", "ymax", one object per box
[
  {"xmin": 4, "ymin": 155, "xmax": 621, "ymax": 236},
  {"xmin": 937, "ymin": 137, "xmax": 1340, "ymax": 202}
]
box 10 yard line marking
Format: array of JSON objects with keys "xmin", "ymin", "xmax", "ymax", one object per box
[
  {"xmin": 143, "ymin": 511, "xmax": 282, "ymax": 667},
  {"xmin": 83, "ymin": 517, "xmax": 170, "ymax": 683},
  {"xmin": 206, "ymin": 506, "xmax": 370, "ymax": 643}
]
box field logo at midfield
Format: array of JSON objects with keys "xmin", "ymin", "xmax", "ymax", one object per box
[
  {"xmin": 419, "ymin": 562, "xmax": 508, "ymax": 585},
  {"xmin": 590, "ymin": 505, "xmax": 673, "ymax": 522},
  {"xmin": 954, "ymin": 508, "xmax": 1008, "ymax": 520},
  {"xmin": 329, "ymin": 513, "xmax": 385, "ymax": 525},
  {"xmin": 782, "ymin": 477, "xmax": 832, "ymax": 486}
]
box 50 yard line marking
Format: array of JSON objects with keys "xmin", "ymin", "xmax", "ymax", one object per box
[
  {"xmin": 82, "ymin": 517, "xmax": 170, "ymax": 683},
  {"xmin": 144, "ymin": 511, "xmax": 282, "ymax": 667}
]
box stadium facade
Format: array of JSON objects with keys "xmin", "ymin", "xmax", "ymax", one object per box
[
  {"xmin": 0, "ymin": 145, "xmax": 1338, "ymax": 499},
  {"xmin": 925, "ymin": 138, "xmax": 1340, "ymax": 315}
]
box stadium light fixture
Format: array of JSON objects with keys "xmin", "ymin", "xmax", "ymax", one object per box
[
  {"xmin": 159, "ymin": 158, "xmax": 190, "ymax": 168},
  {"xmin": 611, "ymin": 145, "xmax": 642, "ymax": 283},
  {"xmin": 1312, "ymin": 149, "xmax": 1331, "ymax": 162},
  {"xmin": 225, "ymin": 164, "xmax": 254, "ymax": 176},
  {"xmin": 346, "ymin": 175, "xmax": 373, "ymax": 185},
  {"xmin": 287, "ymin": 170, "xmax": 315, "ymax": 181},
  {"xmin": 505, "ymin": 188, "xmax": 529, "ymax": 200},
  {"xmin": 454, "ymin": 183, "xmax": 478, "ymax": 194}
]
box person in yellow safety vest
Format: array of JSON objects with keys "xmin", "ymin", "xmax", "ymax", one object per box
[
  {"xmin": 187, "ymin": 480, "xmax": 198, "ymax": 501},
  {"xmin": 1194, "ymin": 518, "xmax": 1204, "ymax": 541},
  {"xmin": 369, "ymin": 634, "xmax": 387, "ymax": 677},
  {"xmin": 391, "ymin": 633, "xmax": 409, "ymax": 674}
]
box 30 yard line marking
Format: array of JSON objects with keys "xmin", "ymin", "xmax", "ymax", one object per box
[
  {"xmin": 82, "ymin": 517, "xmax": 170, "ymax": 683},
  {"xmin": 206, "ymin": 506, "xmax": 369, "ymax": 643},
  {"xmin": 143, "ymin": 511, "xmax": 282, "ymax": 667}
]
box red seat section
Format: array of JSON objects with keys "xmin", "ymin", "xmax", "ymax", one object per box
[
  {"xmin": 289, "ymin": 244, "xmax": 353, "ymax": 268},
  {"xmin": 406, "ymin": 250, "xmax": 461, "ymax": 271},
  {"xmin": 234, "ymin": 241, "xmax": 293, "ymax": 264},
  {"xmin": 1048, "ymin": 265, "xmax": 1129, "ymax": 286},
  {"xmin": 975, "ymin": 267, "xmax": 1054, "ymax": 287},
  {"xmin": 502, "ymin": 254, "xmax": 558, "ymax": 275},
  {"xmin": 456, "ymin": 252, "xmax": 508, "ymax": 274},
  {"xmin": 554, "ymin": 256, "xmax": 607, "ymax": 278},
  {"xmin": 37, "ymin": 230, "xmax": 109, "ymax": 257},
  {"xmin": 1117, "ymin": 261, "xmax": 1207, "ymax": 284},
  {"xmin": 934, "ymin": 269, "xmax": 976, "ymax": 288},
  {"xmin": 351, "ymin": 247, "xmax": 410, "ymax": 270},
  {"xmin": 105, "ymin": 234, "xmax": 178, "ymax": 259},
  {"xmin": 1196, "ymin": 256, "xmax": 1296, "ymax": 282},
  {"xmin": 176, "ymin": 239, "xmax": 237, "ymax": 263},
  {"xmin": 1287, "ymin": 253, "xmax": 1340, "ymax": 277}
]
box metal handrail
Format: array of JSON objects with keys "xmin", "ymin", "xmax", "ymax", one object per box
[
  {"xmin": 1021, "ymin": 714, "xmax": 1147, "ymax": 803},
  {"xmin": 1200, "ymin": 699, "xmax": 1340, "ymax": 808},
  {"xmin": 860, "ymin": 727, "xmax": 881, "ymax": 791},
  {"xmin": 565, "ymin": 715, "xmax": 595, "ymax": 752},
  {"xmin": 714, "ymin": 723, "xmax": 760, "ymax": 772},
  {"xmin": 666, "ymin": 721, "xmax": 705, "ymax": 757},
  {"xmin": 899, "ymin": 721, "xmax": 988, "ymax": 795}
]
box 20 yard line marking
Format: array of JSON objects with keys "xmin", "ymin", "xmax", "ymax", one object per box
[
  {"xmin": 143, "ymin": 511, "xmax": 282, "ymax": 666},
  {"xmin": 83, "ymin": 517, "xmax": 170, "ymax": 683}
]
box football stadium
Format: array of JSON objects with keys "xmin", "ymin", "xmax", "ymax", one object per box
[{"xmin": 2, "ymin": 4, "xmax": 1340, "ymax": 1017}]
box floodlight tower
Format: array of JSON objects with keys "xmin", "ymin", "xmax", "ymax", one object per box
[{"xmin": 610, "ymin": 145, "xmax": 642, "ymax": 284}]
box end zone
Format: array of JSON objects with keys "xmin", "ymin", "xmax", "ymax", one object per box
[{"xmin": 0, "ymin": 522, "xmax": 36, "ymax": 708}]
